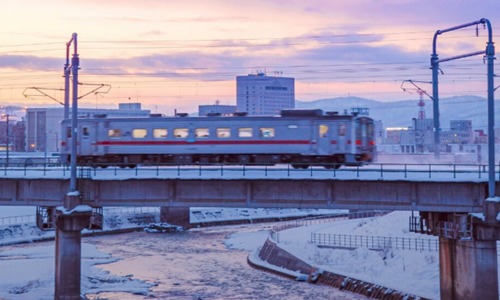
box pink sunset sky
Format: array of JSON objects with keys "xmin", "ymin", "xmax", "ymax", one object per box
[{"xmin": 0, "ymin": 0, "xmax": 498, "ymax": 114}]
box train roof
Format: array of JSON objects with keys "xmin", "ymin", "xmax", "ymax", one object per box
[{"xmin": 64, "ymin": 109, "xmax": 371, "ymax": 123}]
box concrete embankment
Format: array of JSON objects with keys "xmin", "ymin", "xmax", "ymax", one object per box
[{"xmin": 252, "ymin": 238, "xmax": 430, "ymax": 300}]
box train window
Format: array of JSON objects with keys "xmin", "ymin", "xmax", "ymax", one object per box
[
  {"xmin": 66, "ymin": 126, "xmax": 72, "ymax": 138},
  {"xmin": 338, "ymin": 124, "xmax": 346, "ymax": 136},
  {"xmin": 132, "ymin": 129, "xmax": 147, "ymax": 139},
  {"xmin": 238, "ymin": 128, "xmax": 253, "ymax": 138},
  {"xmin": 174, "ymin": 128, "xmax": 189, "ymax": 138},
  {"xmin": 367, "ymin": 123, "xmax": 374, "ymax": 138},
  {"xmin": 153, "ymin": 128, "xmax": 168, "ymax": 138},
  {"xmin": 82, "ymin": 127, "xmax": 90, "ymax": 137},
  {"xmin": 319, "ymin": 124, "xmax": 328, "ymax": 137},
  {"xmin": 195, "ymin": 128, "xmax": 210, "ymax": 138},
  {"xmin": 260, "ymin": 128, "xmax": 275, "ymax": 138},
  {"xmin": 287, "ymin": 125, "xmax": 298, "ymax": 129},
  {"xmin": 108, "ymin": 129, "xmax": 121, "ymax": 138},
  {"xmin": 217, "ymin": 128, "xmax": 231, "ymax": 138}
]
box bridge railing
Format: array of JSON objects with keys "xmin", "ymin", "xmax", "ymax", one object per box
[{"xmin": 0, "ymin": 162, "xmax": 499, "ymax": 180}]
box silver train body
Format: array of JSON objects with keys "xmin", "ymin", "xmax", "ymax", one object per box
[{"xmin": 60, "ymin": 109, "xmax": 376, "ymax": 168}]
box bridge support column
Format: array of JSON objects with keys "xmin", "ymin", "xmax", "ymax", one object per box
[
  {"xmin": 439, "ymin": 237, "xmax": 498, "ymax": 300},
  {"xmin": 54, "ymin": 201, "xmax": 91, "ymax": 300},
  {"xmin": 160, "ymin": 207, "xmax": 190, "ymax": 228}
]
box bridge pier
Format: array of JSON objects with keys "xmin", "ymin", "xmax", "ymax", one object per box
[
  {"xmin": 439, "ymin": 237, "xmax": 498, "ymax": 300},
  {"xmin": 160, "ymin": 206, "xmax": 191, "ymax": 228},
  {"xmin": 413, "ymin": 211, "xmax": 499, "ymax": 300},
  {"xmin": 54, "ymin": 199, "xmax": 91, "ymax": 300}
]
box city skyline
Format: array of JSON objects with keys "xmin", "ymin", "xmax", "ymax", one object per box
[{"xmin": 0, "ymin": 1, "xmax": 498, "ymax": 114}]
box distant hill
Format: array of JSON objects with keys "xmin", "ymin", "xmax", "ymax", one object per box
[{"xmin": 296, "ymin": 95, "xmax": 495, "ymax": 130}]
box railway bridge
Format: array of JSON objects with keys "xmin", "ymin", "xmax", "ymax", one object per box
[{"xmin": 0, "ymin": 164, "xmax": 499, "ymax": 299}]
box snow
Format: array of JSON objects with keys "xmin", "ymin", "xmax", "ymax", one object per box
[
  {"xmin": 192, "ymin": 207, "xmax": 345, "ymax": 224},
  {"xmin": 470, "ymin": 213, "xmax": 485, "ymax": 221},
  {"xmin": 1, "ymin": 207, "xmax": 498, "ymax": 299},
  {"xmin": 227, "ymin": 211, "xmax": 500, "ymax": 299},
  {"xmin": 225, "ymin": 230, "xmax": 270, "ymax": 251},
  {"xmin": 56, "ymin": 204, "xmax": 93, "ymax": 215},
  {"xmin": 487, "ymin": 197, "xmax": 500, "ymax": 202},
  {"xmin": 275, "ymin": 213, "xmax": 441, "ymax": 299},
  {"xmin": 66, "ymin": 190, "xmax": 81, "ymax": 197},
  {"xmin": 0, "ymin": 243, "xmax": 152, "ymax": 300}
]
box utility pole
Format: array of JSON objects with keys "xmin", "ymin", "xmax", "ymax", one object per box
[
  {"xmin": 54, "ymin": 33, "xmax": 91, "ymax": 300},
  {"xmin": 5, "ymin": 114, "xmax": 9, "ymax": 167},
  {"xmin": 431, "ymin": 18, "xmax": 495, "ymax": 197}
]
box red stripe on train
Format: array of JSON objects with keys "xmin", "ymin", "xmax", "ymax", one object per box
[{"xmin": 95, "ymin": 140, "xmax": 311, "ymax": 146}]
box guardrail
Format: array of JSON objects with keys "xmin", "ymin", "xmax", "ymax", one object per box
[
  {"xmin": 310, "ymin": 233, "xmax": 439, "ymax": 252},
  {"xmin": 1, "ymin": 162, "xmax": 500, "ymax": 180}
]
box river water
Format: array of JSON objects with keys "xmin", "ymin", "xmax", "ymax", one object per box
[{"xmin": 84, "ymin": 224, "xmax": 367, "ymax": 300}]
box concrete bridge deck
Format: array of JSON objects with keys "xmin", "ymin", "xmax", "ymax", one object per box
[{"xmin": 0, "ymin": 177, "xmax": 490, "ymax": 212}]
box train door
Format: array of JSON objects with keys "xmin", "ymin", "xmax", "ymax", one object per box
[
  {"xmin": 78, "ymin": 124, "xmax": 93, "ymax": 155},
  {"xmin": 336, "ymin": 122, "xmax": 347, "ymax": 152},
  {"xmin": 315, "ymin": 122, "xmax": 330, "ymax": 155}
]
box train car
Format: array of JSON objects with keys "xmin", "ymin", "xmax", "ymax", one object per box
[{"xmin": 60, "ymin": 109, "xmax": 375, "ymax": 168}]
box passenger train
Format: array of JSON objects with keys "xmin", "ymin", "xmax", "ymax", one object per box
[{"xmin": 60, "ymin": 109, "xmax": 376, "ymax": 169}]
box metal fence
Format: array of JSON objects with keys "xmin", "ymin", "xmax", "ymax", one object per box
[
  {"xmin": 270, "ymin": 211, "xmax": 388, "ymax": 242},
  {"xmin": 310, "ymin": 233, "xmax": 439, "ymax": 252}
]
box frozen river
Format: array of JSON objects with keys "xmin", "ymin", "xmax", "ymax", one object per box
[{"xmin": 82, "ymin": 224, "xmax": 367, "ymax": 299}]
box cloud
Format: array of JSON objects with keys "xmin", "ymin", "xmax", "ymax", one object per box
[{"xmin": 0, "ymin": 55, "xmax": 61, "ymax": 70}]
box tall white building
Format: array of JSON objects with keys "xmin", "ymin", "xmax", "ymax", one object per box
[{"xmin": 236, "ymin": 72, "xmax": 294, "ymax": 115}]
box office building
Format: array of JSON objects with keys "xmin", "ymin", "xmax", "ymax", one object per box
[
  {"xmin": 236, "ymin": 72, "xmax": 294, "ymax": 115},
  {"xmin": 25, "ymin": 103, "xmax": 150, "ymax": 152}
]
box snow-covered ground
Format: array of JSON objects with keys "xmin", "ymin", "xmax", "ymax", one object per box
[
  {"xmin": 0, "ymin": 207, "xmax": 498, "ymax": 299},
  {"xmin": 276, "ymin": 212, "xmax": 441, "ymax": 299},
  {"xmin": 227, "ymin": 212, "xmax": 500, "ymax": 299}
]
